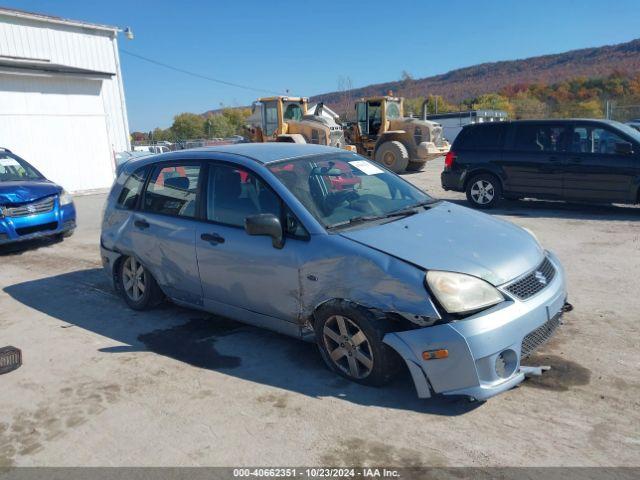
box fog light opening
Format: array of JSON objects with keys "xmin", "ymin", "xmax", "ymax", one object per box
[{"xmin": 495, "ymin": 349, "xmax": 517, "ymax": 379}]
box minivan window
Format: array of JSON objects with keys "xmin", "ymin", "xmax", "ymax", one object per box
[
  {"xmin": 143, "ymin": 164, "xmax": 200, "ymax": 218},
  {"xmin": 514, "ymin": 124, "xmax": 568, "ymax": 152},
  {"xmin": 117, "ymin": 168, "xmax": 147, "ymax": 210},
  {"xmin": 571, "ymin": 127, "xmax": 627, "ymax": 154},
  {"xmin": 456, "ymin": 124, "xmax": 506, "ymax": 150}
]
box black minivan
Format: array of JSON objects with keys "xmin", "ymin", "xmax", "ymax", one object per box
[{"xmin": 441, "ymin": 119, "xmax": 640, "ymax": 208}]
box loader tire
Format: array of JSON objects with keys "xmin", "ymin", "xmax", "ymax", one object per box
[{"xmin": 375, "ymin": 141, "xmax": 409, "ymax": 173}]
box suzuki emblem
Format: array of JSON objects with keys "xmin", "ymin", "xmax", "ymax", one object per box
[
  {"xmin": 27, "ymin": 205, "xmax": 36, "ymax": 213},
  {"xmin": 534, "ymin": 271, "xmax": 547, "ymax": 285}
]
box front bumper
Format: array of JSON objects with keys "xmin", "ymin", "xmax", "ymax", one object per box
[
  {"xmin": 384, "ymin": 252, "xmax": 568, "ymax": 401},
  {"xmin": 416, "ymin": 141, "xmax": 450, "ymax": 161},
  {"xmin": 0, "ymin": 200, "xmax": 76, "ymax": 245}
]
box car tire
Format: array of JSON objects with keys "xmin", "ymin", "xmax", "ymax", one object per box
[
  {"xmin": 406, "ymin": 161, "xmax": 426, "ymax": 172},
  {"xmin": 465, "ymin": 173, "xmax": 502, "ymax": 209},
  {"xmin": 314, "ymin": 301, "xmax": 398, "ymax": 387},
  {"xmin": 117, "ymin": 255, "xmax": 163, "ymax": 310},
  {"xmin": 374, "ymin": 141, "xmax": 409, "ymax": 173}
]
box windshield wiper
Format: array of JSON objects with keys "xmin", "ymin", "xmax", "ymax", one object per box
[{"xmin": 326, "ymin": 208, "xmax": 420, "ymax": 230}]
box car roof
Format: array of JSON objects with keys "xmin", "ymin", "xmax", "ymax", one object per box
[
  {"xmin": 191, "ymin": 143, "xmax": 338, "ymax": 163},
  {"xmin": 123, "ymin": 143, "xmax": 341, "ymax": 171},
  {"xmin": 463, "ymin": 118, "xmax": 625, "ymax": 128}
]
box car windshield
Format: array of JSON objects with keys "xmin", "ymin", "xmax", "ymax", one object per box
[
  {"xmin": 268, "ymin": 152, "xmax": 434, "ymax": 229},
  {"xmin": 0, "ymin": 154, "xmax": 42, "ymax": 182}
]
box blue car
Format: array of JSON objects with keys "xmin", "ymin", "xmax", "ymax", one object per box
[
  {"xmin": 100, "ymin": 144, "xmax": 569, "ymax": 401},
  {"xmin": 0, "ymin": 148, "xmax": 76, "ymax": 246}
]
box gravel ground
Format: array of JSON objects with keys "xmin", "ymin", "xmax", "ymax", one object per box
[{"xmin": 0, "ymin": 157, "xmax": 639, "ymax": 467}]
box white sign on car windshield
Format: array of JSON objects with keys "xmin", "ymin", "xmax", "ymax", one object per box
[
  {"xmin": 0, "ymin": 158, "xmax": 20, "ymax": 167},
  {"xmin": 349, "ymin": 160, "xmax": 384, "ymax": 175}
]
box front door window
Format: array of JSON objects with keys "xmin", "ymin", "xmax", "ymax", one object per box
[
  {"xmin": 206, "ymin": 165, "xmax": 280, "ymax": 227},
  {"xmin": 571, "ymin": 126, "xmax": 626, "ymax": 154}
]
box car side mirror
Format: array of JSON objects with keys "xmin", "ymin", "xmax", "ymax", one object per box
[
  {"xmin": 245, "ymin": 214, "xmax": 284, "ymax": 249},
  {"xmin": 615, "ymin": 141, "xmax": 633, "ymax": 155}
]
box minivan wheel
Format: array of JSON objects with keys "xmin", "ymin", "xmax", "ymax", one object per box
[
  {"xmin": 374, "ymin": 141, "xmax": 409, "ymax": 173},
  {"xmin": 466, "ymin": 174, "xmax": 502, "ymax": 209},
  {"xmin": 118, "ymin": 256, "xmax": 163, "ymax": 310},
  {"xmin": 314, "ymin": 301, "xmax": 397, "ymax": 386}
]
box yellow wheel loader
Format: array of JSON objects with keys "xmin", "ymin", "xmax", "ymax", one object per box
[
  {"xmin": 245, "ymin": 96, "xmax": 350, "ymax": 149},
  {"xmin": 345, "ymin": 95, "xmax": 450, "ymax": 173}
]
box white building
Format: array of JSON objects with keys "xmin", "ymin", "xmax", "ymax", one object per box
[{"xmin": 0, "ymin": 7, "xmax": 130, "ymax": 192}]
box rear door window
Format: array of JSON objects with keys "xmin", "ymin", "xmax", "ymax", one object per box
[
  {"xmin": 514, "ymin": 124, "xmax": 569, "ymax": 152},
  {"xmin": 142, "ymin": 164, "xmax": 201, "ymax": 218}
]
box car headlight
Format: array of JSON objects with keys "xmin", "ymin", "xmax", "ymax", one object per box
[
  {"xmin": 59, "ymin": 190, "xmax": 74, "ymax": 206},
  {"xmin": 426, "ymin": 271, "xmax": 504, "ymax": 314}
]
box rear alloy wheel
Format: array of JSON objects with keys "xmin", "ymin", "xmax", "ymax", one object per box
[
  {"xmin": 466, "ymin": 174, "xmax": 502, "ymax": 209},
  {"xmin": 374, "ymin": 141, "xmax": 409, "ymax": 173},
  {"xmin": 118, "ymin": 256, "xmax": 163, "ymax": 310}
]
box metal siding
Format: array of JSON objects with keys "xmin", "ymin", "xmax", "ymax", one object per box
[{"xmin": 0, "ymin": 13, "xmax": 129, "ymax": 190}]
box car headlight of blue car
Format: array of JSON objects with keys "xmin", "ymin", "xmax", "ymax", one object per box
[
  {"xmin": 59, "ymin": 190, "xmax": 74, "ymax": 206},
  {"xmin": 426, "ymin": 270, "xmax": 504, "ymax": 314}
]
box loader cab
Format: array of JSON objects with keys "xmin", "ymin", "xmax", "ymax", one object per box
[
  {"xmin": 253, "ymin": 97, "xmax": 309, "ymax": 137},
  {"xmin": 356, "ymin": 97, "xmax": 403, "ymax": 138}
]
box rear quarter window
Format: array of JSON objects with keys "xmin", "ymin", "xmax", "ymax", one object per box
[
  {"xmin": 455, "ymin": 124, "xmax": 507, "ymax": 150},
  {"xmin": 117, "ymin": 168, "xmax": 147, "ymax": 210}
]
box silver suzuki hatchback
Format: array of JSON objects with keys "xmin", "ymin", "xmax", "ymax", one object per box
[{"xmin": 101, "ymin": 144, "xmax": 569, "ymax": 401}]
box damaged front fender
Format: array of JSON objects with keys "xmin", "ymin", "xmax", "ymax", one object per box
[{"xmin": 299, "ymin": 235, "xmax": 441, "ymax": 328}]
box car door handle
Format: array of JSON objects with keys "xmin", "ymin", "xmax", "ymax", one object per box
[
  {"xmin": 569, "ymin": 157, "xmax": 583, "ymax": 163},
  {"xmin": 201, "ymin": 233, "xmax": 225, "ymax": 245},
  {"xmin": 134, "ymin": 219, "xmax": 150, "ymax": 229},
  {"xmin": 548, "ymin": 156, "xmax": 560, "ymax": 162}
]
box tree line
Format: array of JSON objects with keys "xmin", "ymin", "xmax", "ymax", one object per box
[
  {"xmin": 131, "ymin": 108, "xmax": 251, "ymax": 143},
  {"xmin": 132, "ymin": 72, "xmax": 640, "ymax": 142},
  {"xmin": 400, "ymin": 72, "xmax": 640, "ymax": 120}
]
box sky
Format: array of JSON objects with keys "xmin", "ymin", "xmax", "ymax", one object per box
[{"xmin": 4, "ymin": 0, "xmax": 640, "ymax": 131}]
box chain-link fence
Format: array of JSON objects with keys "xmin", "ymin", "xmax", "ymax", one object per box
[{"xmin": 606, "ymin": 102, "xmax": 640, "ymax": 122}]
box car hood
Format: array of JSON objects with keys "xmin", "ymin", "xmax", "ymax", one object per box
[
  {"xmin": 339, "ymin": 201, "xmax": 544, "ymax": 286},
  {"xmin": 0, "ymin": 180, "xmax": 61, "ymax": 204}
]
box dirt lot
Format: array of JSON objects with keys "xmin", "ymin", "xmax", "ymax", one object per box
[{"xmin": 1, "ymin": 157, "xmax": 639, "ymax": 467}]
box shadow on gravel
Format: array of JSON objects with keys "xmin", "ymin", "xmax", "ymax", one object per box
[
  {"xmin": 4, "ymin": 268, "xmax": 481, "ymax": 416},
  {"xmin": 0, "ymin": 236, "xmax": 63, "ymax": 256},
  {"xmin": 444, "ymin": 198, "xmax": 640, "ymax": 222}
]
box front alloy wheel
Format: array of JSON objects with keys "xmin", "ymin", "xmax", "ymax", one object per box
[
  {"xmin": 314, "ymin": 301, "xmax": 397, "ymax": 386},
  {"xmin": 322, "ymin": 315, "xmax": 374, "ymax": 380}
]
